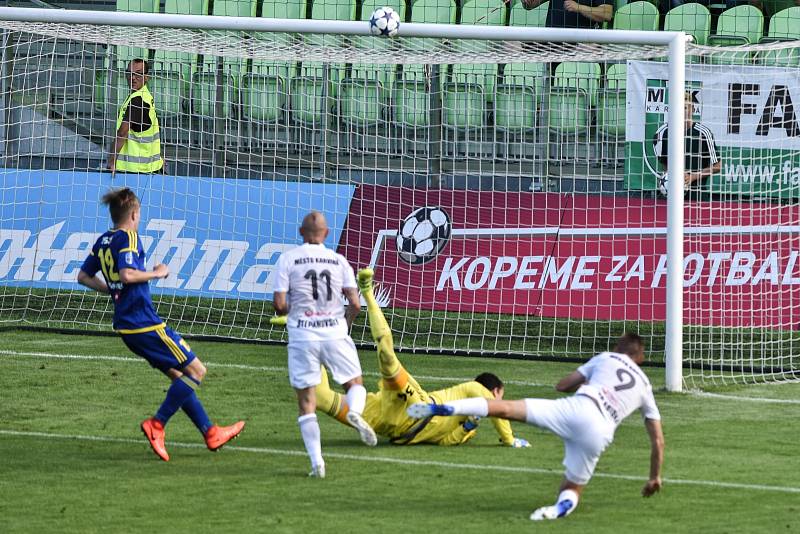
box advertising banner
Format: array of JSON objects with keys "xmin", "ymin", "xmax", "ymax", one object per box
[
  {"xmin": 0, "ymin": 169, "xmax": 355, "ymax": 299},
  {"xmin": 340, "ymin": 185, "xmax": 800, "ymax": 328},
  {"xmin": 625, "ymin": 61, "xmax": 800, "ymax": 198}
]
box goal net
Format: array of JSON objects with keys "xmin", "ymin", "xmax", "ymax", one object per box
[{"xmin": 0, "ymin": 6, "xmax": 798, "ymax": 389}]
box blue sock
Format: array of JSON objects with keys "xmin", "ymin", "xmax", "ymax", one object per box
[
  {"xmin": 182, "ymin": 393, "xmax": 213, "ymax": 435},
  {"xmin": 155, "ymin": 376, "xmax": 198, "ymax": 425}
]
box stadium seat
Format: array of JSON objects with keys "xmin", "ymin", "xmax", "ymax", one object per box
[
  {"xmin": 495, "ymin": 62, "xmax": 547, "ymax": 159},
  {"xmin": 94, "ymin": 0, "xmax": 160, "ymax": 110},
  {"xmin": 339, "ymin": 0, "xmax": 406, "ymax": 147},
  {"xmin": 765, "ymin": 6, "xmax": 800, "ymax": 38},
  {"xmin": 243, "ymin": 0, "xmax": 307, "ymax": 146},
  {"xmin": 761, "ymin": 0, "xmax": 797, "ymax": 18},
  {"xmin": 193, "ymin": 0, "xmax": 257, "ymax": 120},
  {"xmin": 392, "ymin": 0, "xmax": 456, "ymax": 151},
  {"xmin": 707, "ymin": 5, "xmax": 763, "ymax": 65},
  {"xmin": 291, "ymin": 0, "xmax": 356, "ymax": 135},
  {"xmin": 612, "ymin": 1, "xmax": 659, "ymax": 31},
  {"xmin": 664, "ymin": 3, "xmax": 711, "ymax": 46},
  {"xmin": 547, "ymin": 62, "xmax": 601, "ymax": 161},
  {"xmin": 756, "ymin": 7, "xmax": 800, "ymax": 67},
  {"xmin": 597, "ymin": 63, "xmax": 627, "ymax": 162},
  {"xmin": 509, "ymin": 0, "xmax": 549, "ymax": 28}
]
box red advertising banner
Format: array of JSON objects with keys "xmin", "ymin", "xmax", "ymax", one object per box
[{"xmin": 339, "ymin": 185, "xmax": 800, "ymax": 329}]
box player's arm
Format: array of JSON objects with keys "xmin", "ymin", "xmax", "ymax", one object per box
[
  {"xmin": 565, "ymin": 0, "xmax": 613, "ymax": 23},
  {"xmin": 119, "ymin": 264, "xmax": 168, "ymax": 284},
  {"xmin": 77, "ymin": 250, "xmax": 109, "ymax": 294},
  {"xmin": 642, "ymin": 417, "xmax": 665, "ymax": 497},
  {"xmin": 521, "ymin": 0, "xmax": 545, "ymax": 9},
  {"xmin": 77, "ymin": 269, "xmax": 109, "ymax": 294},
  {"xmin": 555, "ymin": 370, "xmax": 586, "ymax": 393},
  {"xmin": 273, "ymin": 291, "xmax": 289, "ymax": 315},
  {"xmin": 108, "ymin": 121, "xmax": 129, "ymax": 176},
  {"xmin": 685, "ymin": 160, "xmax": 721, "ymax": 186},
  {"xmin": 342, "ymin": 287, "xmax": 361, "ymax": 329}
]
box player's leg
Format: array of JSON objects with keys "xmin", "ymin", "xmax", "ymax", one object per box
[
  {"xmin": 406, "ymin": 397, "xmax": 529, "ymax": 421},
  {"xmin": 122, "ymin": 328, "xmax": 200, "ymax": 461},
  {"xmin": 289, "ymin": 342, "xmax": 326, "ymax": 476},
  {"xmin": 315, "ymin": 366, "xmax": 350, "ymax": 425},
  {"xmin": 358, "ymin": 268, "xmax": 410, "ymax": 391},
  {"xmin": 530, "ymin": 441, "xmax": 592, "ymax": 521},
  {"xmin": 161, "ymin": 328, "xmax": 245, "ymax": 451},
  {"xmin": 322, "ymin": 338, "xmax": 377, "ymax": 447}
]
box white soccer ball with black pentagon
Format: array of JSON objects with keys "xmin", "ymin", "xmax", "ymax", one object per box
[
  {"xmin": 396, "ymin": 207, "xmax": 451, "ymax": 265},
  {"xmin": 657, "ymin": 172, "xmax": 668, "ymax": 197},
  {"xmin": 369, "ymin": 7, "xmax": 401, "ymax": 38}
]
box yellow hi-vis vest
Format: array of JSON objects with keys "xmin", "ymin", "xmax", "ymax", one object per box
[{"xmin": 116, "ymin": 85, "xmax": 163, "ymax": 173}]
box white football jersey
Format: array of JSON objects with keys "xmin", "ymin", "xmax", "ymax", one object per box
[
  {"xmin": 273, "ymin": 243, "xmax": 357, "ymax": 342},
  {"xmin": 575, "ymin": 351, "xmax": 661, "ymax": 427}
]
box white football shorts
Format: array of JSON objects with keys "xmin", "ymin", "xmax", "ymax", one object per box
[
  {"xmin": 287, "ymin": 337, "xmax": 362, "ymax": 389},
  {"xmin": 524, "ymin": 395, "xmax": 616, "ymax": 485}
]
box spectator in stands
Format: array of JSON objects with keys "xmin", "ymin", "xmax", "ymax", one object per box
[
  {"xmin": 522, "ymin": 0, "xmax": 613, "ymax": 29},
  {"xmin": 653, "ymin": 93, "xmax": 721, "ymax": 201},
  {"xmin": 108, "ymin": 58, "xmax": 164, "ymax": 176}
]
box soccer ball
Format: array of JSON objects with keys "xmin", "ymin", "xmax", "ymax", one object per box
[
  {"xmin": 396, "ymin": 207, "xmax": 452, "ymax": 265},
  {"xmin": 369, "ymin": 7, "xmax": 401, "ymax": 38},
  {"xmin": 657, "ymin": 172, "xmax": 668, "ymax": 197}
]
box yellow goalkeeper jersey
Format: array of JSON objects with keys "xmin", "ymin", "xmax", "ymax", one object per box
[{"xmin": 362, "ymin": 380, "xmax": 515, "ymax": 446}]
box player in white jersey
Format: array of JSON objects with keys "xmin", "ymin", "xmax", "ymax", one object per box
[
  {"xmin": 273, "ymin": 211, "xmax": 377, "ymax": 478},
  {"xmin": 407, "ymin": 333, "xmax": 665, "ymax": 520}
]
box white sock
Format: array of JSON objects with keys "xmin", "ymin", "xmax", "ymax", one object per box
[
  {"xmin": 298, "ymin": 414, "xmax": 324, "ymax": 469},
  {"xmin": 345, "ymin": 384, "xmax": 367, "ymax": 415},
  {"xmin": 555, "ymin": 489, "xmax": 579, "ymax": 518},
  {"xmin": 446, "ymin": 398, "xmax": 489, "ymax": 417}
]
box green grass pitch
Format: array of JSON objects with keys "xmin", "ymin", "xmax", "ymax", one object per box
[{"xmin": 1, "ymin": 329, "xmax": 799, "ymax": 533}]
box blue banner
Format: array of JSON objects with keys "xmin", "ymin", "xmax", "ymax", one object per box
[{"xmin": 0, "ymin": 169, "xmax": 356, "ymax": 299}]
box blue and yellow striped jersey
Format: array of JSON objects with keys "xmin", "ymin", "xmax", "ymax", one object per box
[{"xmin": 80, "ymin": 229, "xmax": 163, "ymax": 332}]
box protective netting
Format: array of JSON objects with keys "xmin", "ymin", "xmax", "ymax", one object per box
[{"xmin": 1, "ymin": 15, "xmax": 799, "ymax": 388}]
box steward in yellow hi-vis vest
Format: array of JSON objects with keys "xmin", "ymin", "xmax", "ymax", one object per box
[{"xmin": 108, "ymin": 59, "xmax": 163, "ymax": 175}]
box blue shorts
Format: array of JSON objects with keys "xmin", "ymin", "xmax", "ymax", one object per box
[{"xmin": 120, "ymin": 325, "xmax": 196, "ymax": 372}]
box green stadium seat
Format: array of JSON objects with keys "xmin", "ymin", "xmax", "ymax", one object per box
[
  {"xmin": 242, "ymin": 0, "xmax": 306, "ymax": 132},
  {"xmin": 291, "ymin": 0, "xmax": 356, "ymax": 127},
  {"xmin": 155, "ymin": 0, "xmax": 207, "ymax": 81},
  {"xmin": 193, "ymin": 0, "xmax": 256, "ymax": 119},
  {"xmin": 509, "ymin": 0, "xmax": 549, "ymax": 28},
  {"xmin": 411, "ymin": 0, "xmax": 457, "ymax": 24},
  {"xmin": 496, "ymin": 63, "xmax": 546, "ymax": 133},
  {"xmin": 761, "ymin": 0, "xmax": 797, "ymax": 18},
  {"xmin": 548, "ymin": 62, "xmax": 600, "ymax": 162},
  {"xmin": 95, "ymin": 0, "xmax": 160, "ymax": 110},
  {"xmin": 461, "ymin": 0, "xmax": 507, "ymax": 25},
  {"xmin": 713, "ymin": 5, "xmax": 763, "ymax": 44},
  {"xmin": 664, "ymin": 3, "xmax": 711, "ymax": 46},
  {"xmin": 612, "ymin": 1, "xmax": 659, "ymax": 31},
  {"xmin": 598, "ymin": 64, "xmax": 627, "ymax": 143},
  {"xmin": 756, "ymin": 7, "xmax": 800, "ymax": 67},
  {"xmin": 765, "ymin": 6, "xmax": 800, "ymax": 39},
  {"xmin": 708, "ymin": 6, "xmax": 763, "ymax": 65},
  {"xmin": 339, "ymin": 0, "xmax": 406, "ymax": 133}
]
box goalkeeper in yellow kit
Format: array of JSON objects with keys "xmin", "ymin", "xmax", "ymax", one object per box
[{"xmin": 313, "ymin": 268, "xmax": 530, "ymax": 447}]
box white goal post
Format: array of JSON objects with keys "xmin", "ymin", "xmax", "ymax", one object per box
[{"xmin": 4, "ymin": 5, "xmax": 799, "ymax": 391}]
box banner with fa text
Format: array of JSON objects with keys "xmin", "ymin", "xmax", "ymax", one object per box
[{"xmin": 625, "ymin": 60, "xmax": 800, "ymax": 198}]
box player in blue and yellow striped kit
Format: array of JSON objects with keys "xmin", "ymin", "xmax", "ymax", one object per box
[
  {"xmin": 314, "ymin": 269, "xmax": 531, "ymax": 447},
  {"xmin": 78, "ymin": 188, "xmax": 244, "ymax": 461}
]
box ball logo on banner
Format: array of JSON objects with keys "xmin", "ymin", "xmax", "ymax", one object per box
[{"xmin": 395, "ymin": 206, "xmax": 452, "ymax": 265}]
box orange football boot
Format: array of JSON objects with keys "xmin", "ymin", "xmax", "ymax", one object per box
[
  {"xmin": 140, "ymin": 418, "xmax": 169, "ymax": 461},
  {"xmin": 205, "ymin": 421, "xmax": 245, "ymax": 451}
]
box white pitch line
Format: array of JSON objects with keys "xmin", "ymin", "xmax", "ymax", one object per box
[
  {"xmin": 687, "ymin": 390, "xmax": 800, "ymax": 405},
  {"xmin": 0, "ymin": 349, "xmax": 548, "ymax": 387},
  {"xmin": 2, "ymin": 429, "xmax": 799, "ymax": 495},
  {"xmin": 3, "ymin": 350, "xmax": 799, "ymax": 404}
]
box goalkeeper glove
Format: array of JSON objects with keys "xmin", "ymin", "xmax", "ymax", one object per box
[
  {"xmin": 462, "ymin": 416, "xmax": 481, "ymax": 432},
  {"xmin": 510, "ymin": 438, "xmax": 530, "ymax": 448},
  {"xmin": 270, "ymin": 315, "xmax": 287, "ymax": 326}
]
